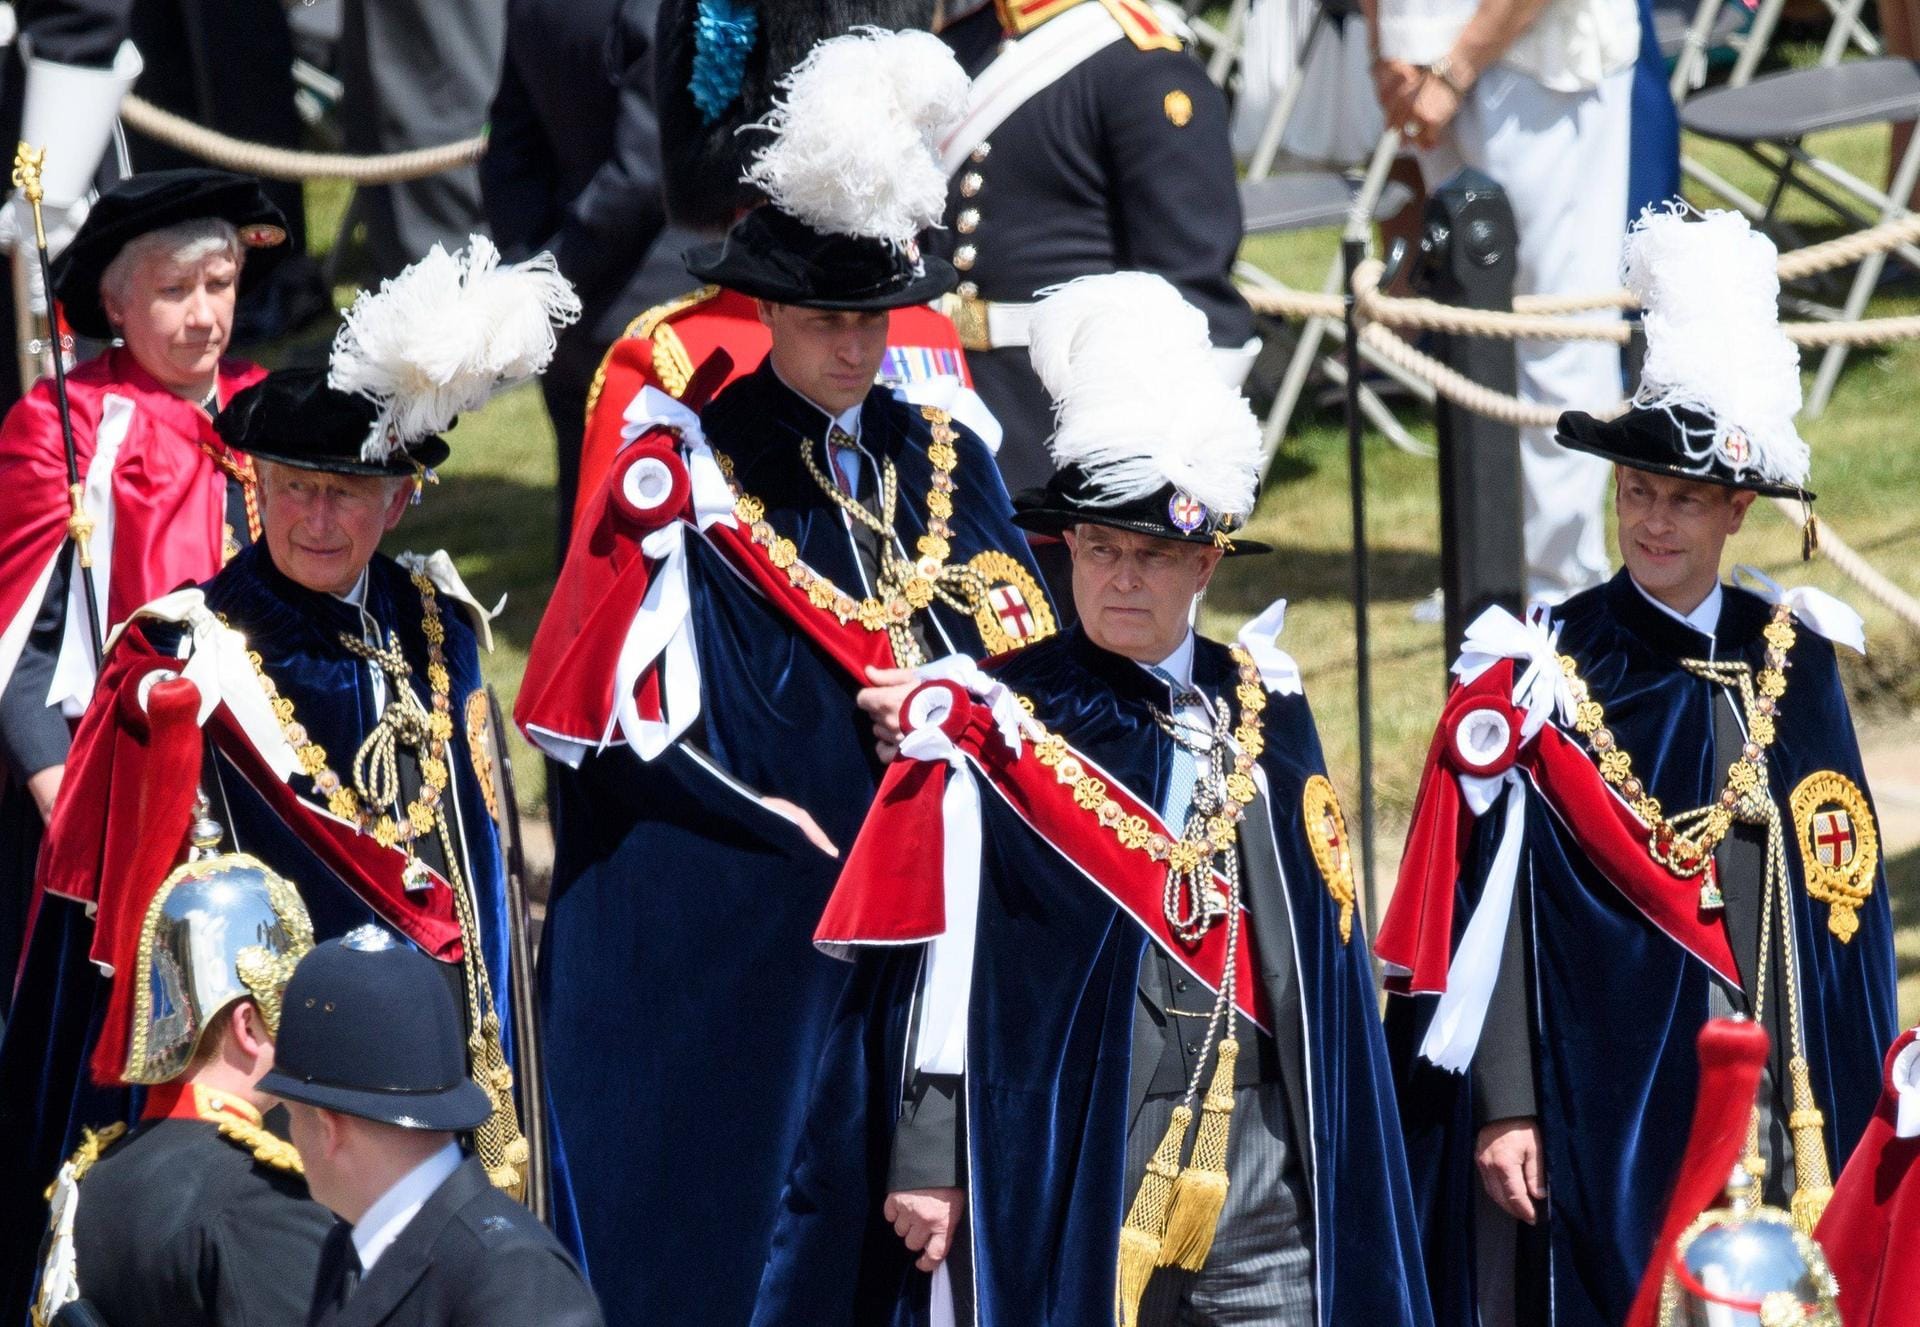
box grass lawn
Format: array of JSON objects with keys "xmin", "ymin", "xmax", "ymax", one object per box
[{"xmin": 291, "ymin": 102, "xmax": 1920, "ymax": 1007}]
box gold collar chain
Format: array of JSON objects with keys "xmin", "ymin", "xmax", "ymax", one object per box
[
  {"xmin": 247, "ymin": 571, "xmax": 457, "ymax": 856},
  {"xmin": 1026, "ymin": 646, "xmax": 1267, "ymax": 892},
  {"xmin": 720, "ymin": 406, "xmax": 968, "ymax": 666},
  {"xmin": 1560, "ymin": 601, "xmax": 1796, "ymax": 905}
]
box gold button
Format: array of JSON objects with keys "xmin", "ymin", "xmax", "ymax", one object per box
[
  {"xmin": 957, "ymin": 208, "xmax": 980, "ymax": 234},
  {"xmin": 954, "ymin": 244, "xmax": 977, "ymax": 271},
  {"xmin": 960, "ymin": 172, "xmax": 984, "ymax": 198},
  {"xmin": 1164, "ymin": 89, "xmax": 1194, "ymax": 127},
  {"xmin": 970, "ymin": 142, "xmax": 991, "ymax": 164}
]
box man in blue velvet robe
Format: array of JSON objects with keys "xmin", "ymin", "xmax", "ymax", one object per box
[
  {"xmin": 0, "ymin": 342, "xmax": 555, "ymax": 1320},
  {"xmin": 1378, "ymin": 208, "xmax": 1897, "ymax": 1327},
  {"xmin": 512, "ymin": 28, "xmax": 1052, "ymax": 1327},
  {"xmin": 747, "ymin": 273, "xmax": 1431, "ymax": 1327}
]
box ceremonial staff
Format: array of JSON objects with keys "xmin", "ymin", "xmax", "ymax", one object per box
[{"xmin": 13, "ymin": 142, "xmax": 102, "ymax": 663}]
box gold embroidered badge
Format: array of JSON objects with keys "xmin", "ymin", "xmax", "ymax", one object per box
[
  {"xmin": 965, "ymin": 550, "xmax": 1057, "ymax": 654},
  {"xmin": 1790, "ymin": 771, "xmax": 1878, "ymax": 942},
  {"xmin": 1303, "ymin": 774, "xmax": 1355, "ymax": 943},
  {"xmin": 466, "ymin": 689, "xmax": 502, "ymax": 825}
]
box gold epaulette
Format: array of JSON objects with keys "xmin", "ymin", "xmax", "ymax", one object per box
[
  {"xmin": 583, "ymin": 284, "xmax": 722, "ymax": 419},
  {"xmin": 1098, "ymin": 0, "xmax": 1182, "ymax": 51},
  {"xmin": 213, "ymin": 1114, "xmax": 304, "ymax": 1175},
  {"xmin": 42, "ymin": 1123, "xmax": 127, "ymax": 1200}
]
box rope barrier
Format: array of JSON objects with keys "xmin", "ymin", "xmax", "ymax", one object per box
[{"xmin": 117, "ymin": 95, "xmax": 486, "ymax": 183}]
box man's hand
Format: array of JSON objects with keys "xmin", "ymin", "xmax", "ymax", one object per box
[
  {"xmin": 1371, "ymin": 58, "xmax": 1426, "ymax": 126},
  {"xmin": 761, "ymin": 796, "xmax": 839, "ymax": 858},
  {"xmin": 26, "ymin": 764, "xmax": 62, "ymax": 824},
  {"xmin": 857, "ymin": 665, "xmax": 919, "ymax": 763},
  {"xmin": 1475, "ymin": 1117, "xmax": 1546, "ymax": 1224},
  {"xmin": 883, "ymin": 1187, "xmax": 966, "ymax": 1272}
]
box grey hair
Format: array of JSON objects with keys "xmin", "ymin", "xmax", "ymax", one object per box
[{"xmin": 99, "ymin": 216, "xmax": 244, "ymax": 325}]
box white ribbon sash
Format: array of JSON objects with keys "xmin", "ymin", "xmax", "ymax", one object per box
[
  {"xmin": 1732, "ymin": 564, "xmax": 1867, "ymax": 656},
  {"xmin": 397, "ymin": 549, "xmax": 505, "ymax": 653},
  {"xmin": 1234, "ymin": 598, "xmax": 1303, "ymax": 697},
  {"xmin": 938, "ymin": 1, "xmax": 1123, "ymax": 174}
]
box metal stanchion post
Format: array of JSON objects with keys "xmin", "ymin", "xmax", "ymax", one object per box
[
  {"xmin": 1414, "ymin": 168, "xmax": 1524, "ymax": 659},
  {"xmin": 1341, "ymin": 235, "xmax": 1379, "ymax": 939}
]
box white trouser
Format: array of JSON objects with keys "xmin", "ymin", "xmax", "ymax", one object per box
[{"xmin": 1418, "ymin": 64, "xmax": 1635, "ymax": 603}]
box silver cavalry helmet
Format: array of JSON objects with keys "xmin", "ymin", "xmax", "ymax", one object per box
[
  {"xmin": 1667, "ymin": 1166, "xmax": 1842, "ymax": 1327},
  {"xmin": 125, "ymin": 852, "xmax": 315, "ymax": 1084}
]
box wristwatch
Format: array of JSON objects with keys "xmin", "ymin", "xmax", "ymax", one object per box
[{"xmin": 1428, "ymin": 54, "xmax": 1470, "ymax": 97}]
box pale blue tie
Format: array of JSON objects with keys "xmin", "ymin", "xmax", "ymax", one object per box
[{"xmin": 1150, "ymin": 666, "xmax": 1207, "ymax": 833}]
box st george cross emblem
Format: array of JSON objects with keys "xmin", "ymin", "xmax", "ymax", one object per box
[
  {"xmin": 1811, "ymin": 808, "xmax": 1856, "ymax": 869},
  {"xmin": 988, "ymin": 583, "xmax": 1036, "ymax": 641},
  {"xmin": 1789, "ymin": 770, "xmax": 1879, "ymax": 942},
  {"xmin": 1167, "ymin": 490, "xmax": 1208, "ymax": 533}
]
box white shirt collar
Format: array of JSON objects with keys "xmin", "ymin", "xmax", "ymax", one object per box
[
  {"xmin": 334, "ymin": 566, "xmax": 370, "ymax": 609},
  {"xmin": 351, "ymin": 1140, "xmax": 462, "ymax": 1274},
  {"xmin": 1631, "ymin": 576, "xmax": 1723, "ymax": 638},
  {"xmin": 771, "ymin": 362, "xmax": 864, "ymax": 442},
  {"xmin": 1136, "ymin": 630, "xmax": 1198, "ymax": 691}
]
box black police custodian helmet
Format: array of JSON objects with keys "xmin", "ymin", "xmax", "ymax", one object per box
[
  {"xmin": 214, "ymin": 367, "xmax": 451, "ymax": 478},
  {"xmin": 259, "ymin": 926, "xmax": 491, "ymax": 1130},
  {"xmin": 53, "ymin": 168, "xmax": 288, "ymax": 341}
]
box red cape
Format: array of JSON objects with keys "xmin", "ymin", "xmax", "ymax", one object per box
[
  {"xmin": 1815, "ymin": 1027, "xmax": 1920, "ymax": 1327},
  {"xmin": 0, "ymin": 349, "xmax": 263, "ymax": 693}
]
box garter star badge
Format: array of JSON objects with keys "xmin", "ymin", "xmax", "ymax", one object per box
[
  {"xmin": 1303, "ymin": 774, "xmax": 1355, "ymax": 943},
  {"xmin": 966, "ymin": 550, "xmax": 1057, "ymax": 653},
  {"xmin": 1789, "ymin": 770, "xmax": 1878, "ymax": 942}
]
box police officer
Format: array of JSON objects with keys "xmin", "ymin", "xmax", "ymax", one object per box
[{"xmin": 262, "ymin": 929, "xmax": 603, "ymax": 1327}]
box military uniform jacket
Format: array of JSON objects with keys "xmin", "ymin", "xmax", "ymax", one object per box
[
  {"xmin": 307, "ymin": 1157, "xmax": 601, "ymax": 1327},
  {"xmin": 70, "ymin": 1116, "xmax": 334, "ymax": 1327}
]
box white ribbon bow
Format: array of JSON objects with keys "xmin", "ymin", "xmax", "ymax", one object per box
[
  {"xmin": 1235, "ymin": 599, "xmax": 1303, "ymax": 697},
  {"xmin": 112, "ymin": 589, "xmax": 300, "ymax": 782},
  {"xmin": 1732, "ymin": 565, "xmax": 1867, "ymax": 656},
  {"xmin": 1454, "ymin": 605, "xmax": 1573, "ymax": 742},
  {"xmin": 915, "ymin": 653, "xmax": 1026, "ymax": 755},
  {"xmin": 396, "ymin": 549, "xmax": 505, "ymax": 653}
]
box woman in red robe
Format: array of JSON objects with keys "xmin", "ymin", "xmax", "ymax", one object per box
[{"xmin": 0, "ymin": 168, "xmax": 286, "ymax": 1011}]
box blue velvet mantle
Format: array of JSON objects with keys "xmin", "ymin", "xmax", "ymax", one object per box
[
  {"xmin": 1386, "ymin": 572, "xmax": 1898, "ymax": 1327},
  {"xmin": 749, "ymin": 627, "xmax": 1433, "ymax": 1326},
  {"xmin": 0, "ymin": 544, "xmax": 513, "ymax": 1322},
  {"xmin": 538, "ymin": 361, "xmax": 1048, "ymax": 1326}
]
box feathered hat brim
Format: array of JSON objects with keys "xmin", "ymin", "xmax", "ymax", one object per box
[
  {"xmin": 685, "ymin": 206, "xmax": 956, "ymax": 309},
  {"xmin": 1557, "ymin": 407, "xmax": 1813, "ymax": 501},
  {"xmin": 1012, "ymin": 473, "xmax": 1272, "ymax": 555},
  {"xmin": 216, "ymin": 367, "xmax": 450, "ymax": 477}
]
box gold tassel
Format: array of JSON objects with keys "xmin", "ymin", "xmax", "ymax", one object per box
[
  {"xmin": 1115, "ymin": 1105, "xmax": 1191, "ymax": 1327},
  {"xmin": 1739, "ymin": 1104, "xmax": 1765, "ymax": 1209},
  {"xmin": 1802, "ymin": 508, "xmax": 1820, "ymax": 562},
  {"xmin": 1159, "ymin": 1040, "xmax": 1238, "ymax": 1271},
  {"xmin": 1786, "ymin": 1057, "xmax": 1833, "ymax": 1234}
]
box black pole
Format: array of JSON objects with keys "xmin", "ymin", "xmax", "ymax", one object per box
[
  {"xmin": 1414, "ymin": 169, "xmax": 1523, "ymax": 658},
  {"xmin": 14, "ymin": 143, "xmax": 102, "ymax": 663},
  {"xmin": 1341, "ymin": 236, "xmax": 1378, "ymax": 939}
]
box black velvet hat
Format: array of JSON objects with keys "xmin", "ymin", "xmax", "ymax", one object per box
[
  {"xmin": 685, "ymin": 206, "xmax": 956, "ymax": 310},
  {"xmin": 1556, "ymin": 405, "xmax": 1814, "ymax": 501},
  {"xmin": 258, "ymin": 927, "xmax": 492, "ymax": 1131},
  {"xmin": 1013, "ymin": 467, "xmax": 1271, "ymax": 554},
  {"xmin": 215, "ymin": 367, "xmax": 451, "ymax": 477},
  {"xmin": 656, "ymin": 0, "xmax": 940, "ymax": 230},
  {"xmin": 52, "ymin": 168, "xmax": 288, "ymax": 340}
]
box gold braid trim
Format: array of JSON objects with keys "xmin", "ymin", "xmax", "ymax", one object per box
[
  {"xmin": 582, "ymin": 284, "xmax": 720, "ymax": 419},
  {"xmin": 42, "ymin": 1123, "xmax": 127, "ymax": 1200},
  {"xmin": 212, "ymin": 1115, "xmax": 304, "ymax": 1175}
]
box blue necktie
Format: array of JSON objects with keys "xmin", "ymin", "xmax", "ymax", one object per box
[{"xmin": 1151, "ymin": 667, "xmax": 1208, "ymax": 833}]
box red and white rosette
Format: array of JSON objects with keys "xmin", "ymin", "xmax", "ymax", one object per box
[{"xmin": 1393, "ymin": 605, "xmax": 1574, "ymax": 1071}]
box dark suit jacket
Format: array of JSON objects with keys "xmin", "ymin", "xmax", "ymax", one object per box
[
  {"xmin": 307, "ymin": 1156, "xmax": 602, "ymax": 1327},
  {"xmin": 72, "ymin": 1117, "xmax": 333, "ymax": 1327}
]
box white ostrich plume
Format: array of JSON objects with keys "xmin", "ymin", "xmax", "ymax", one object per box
[
  {"xmin": 1625, "ymin": 203, "xmax": 1808, "ymax": 487},
  {"xmin": 743, "ymin": 28, "xmax": 968, "ymax": 246},
  {"xmin": 329, "ymin": 234, "xmax": 582, "ymax": 462},
  {"xmin": 1027, "ymin": 272, "xmax": 1262, "ymax": 518}
]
